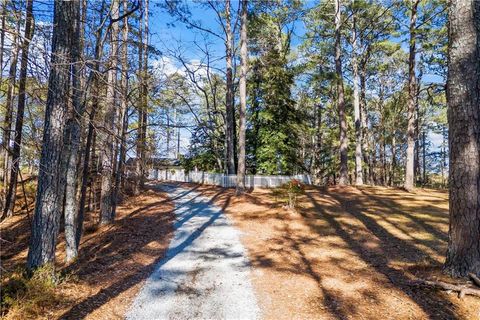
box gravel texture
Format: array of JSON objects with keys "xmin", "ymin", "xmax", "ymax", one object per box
[{"xmin": 126, "ymin": 183, "xmax": 260, "ymax": 320}]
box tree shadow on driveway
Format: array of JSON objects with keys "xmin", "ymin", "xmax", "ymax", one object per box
[{"xmin": 60, "ymin": 183, "xmax": 231, "ymax": 319}]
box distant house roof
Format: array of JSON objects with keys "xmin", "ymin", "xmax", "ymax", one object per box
[{"xmin": 126, "ymin": 157, "xmax": 182, "ymax": 168}]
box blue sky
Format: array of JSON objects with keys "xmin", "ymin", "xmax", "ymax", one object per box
[
  {"xmin": 151, "ymin": 1, "xmax": 230, "ymax": 64},
  {"xmin": 26, "ymin": 1, "xmax": 445, "ymax": 156},
  {"xmin": 150, "ymin": 0, "xmax": 309, "ymax": 68}
]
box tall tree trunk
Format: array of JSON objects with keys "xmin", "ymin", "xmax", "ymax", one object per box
[
  {"xmin": 134, "ymin": 0, "xmax": 148, "ymax": 194},
  {"xmin": 379, "ymin": 91, "xmax": 386, "ymax": 186},
  {"xmin": 0, "ymin": 2, "xmax": 5, "ymax": 104},
  {"xmin": 177, "ymin": 124, "xmax": 180, "ymax": 158},
  {"xmin": 360, "ymin": 62, "xmax": 370, "ymax": 184},
  {"xmin": 414, "ymin": 131, "xmax": 419, "ymax": 183},
  {"xmin": 175, "ymin": 109, "xmax": 180, "ymax": 158},
  {"xmin": 1, "ymin": 12, "xmax": 20, "ymax": 204},
  {"xmin": 379, "ymin": 124, "xmax": 386, "ymax": 185},
  {"xmin": 414, "ymin": 69, "xmax": 423, "ymax": 184},
  {"xmin": 382, "ymin": 129, "xmax": 387, "ymax": 185},
  {"xmin": 351, "ymin": 4, "xmax": 363, "ymax": 185},
  {"xmin": 141, "ymin": 0, "xmax": 148, "ymax": 185},
  {"xmin": 313, "ymin": 104, "xmax": 323, "ymax": 184},
  {"xmin": 371, "ymin": 148, "xmax": 377, "ymax": 185},
  {"xmin": 166, "ymin": 111, "xmax": 171, "ymax": 156},
  {"xmin": 89, "ymin": 128, "xmax": 98, "ymax": 212},
  {"xmin": 64, "ymin": 0, "xmax": 83, "ymax": 262},
  {"xmin": 225, "ymin": 0, "xmax": 236, "ymax": 174},
  {"xmin": 27, "ymin": 0, "xmax": 76, "ymax": 270},
  {"xmin": 78, "ymin": 109, "xmax": 95, "ymax": 239},
  {"xmin": 3, "ymin": 0, "xmax": 34, "ymax": 219},
  {"xmin": 134, "ymin": 11, "xmax": 143, "ymax": 195},
  {"xmin": 0, "ymin": 2, "xmax": 5, "ymax": 184},
  {"xmin": 390, "ymin": 134, "xmax": 397, "ymax": 186},
  {"xmin": 404, "ymin": 0, "xmax": 419, "ymax": 191},
  {"xmin": 77, "ymin": 0, "xmax": 106, "ymax": 245},
  {"xmin": 441, "ymin": 125, "xmax": 447, "ymax": 188},
  {"xmin": 422, "ymin": 130, "xmax": 426, "ymax": 185},
  {"xmin": 99, "ymin": 0, "xmax": 120, "ymax": 225},
  {"xmin": 113, "ymin": 0, "xmax": 130, "ymax": 215},
  {"xmin": 443, "ymin": 0, "xmax": 480, "ymax": 278},
  {"xmin": 236, "ymin": 0, "xmax": 248, "ymax": 194},
  {"xmin": 334, "ymin": 0, "xmax": 348, "ymax": 185}
]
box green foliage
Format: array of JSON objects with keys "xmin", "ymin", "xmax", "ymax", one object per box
[
  {"xmin": 253, "ymin": 54, "xmax": 299, "ymax": 174},
  {"xmin": 159, "ymin": 68, "xmax": 227, "ymax": 173},
  {"xmin": 182, "ymin": 141, "xmax": 222, "ymax": 173},
  {"xmin": 246, "ymin": 4, "xmax": 300, "ymax": 175},
  {"xmin": 279, "ymin": 179, "xmax": 305, "ymax": 209},
  {"xmin": 160, "ymin": 0, "xmax": 447, "ymax": 186}
]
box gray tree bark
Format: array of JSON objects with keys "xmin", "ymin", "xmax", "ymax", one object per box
[
  {"xmin": 64, "ymin": 0, "xmax": 83, "ymax": 262},
  {"xmin": 0, "ymin": 1, "xmax": 4, "ymax": 86},
  {"xmin": 134, "ymin": 0, "xmax": 148, "ymax": 195},
  {"xmin": 359, "ymin": 61, "xmax": 371, "ymax": 185},
  {"xmin": 236, "ymin": 0, "xmax": 248, "ymax": 194},
  {"xmin": 335, "ymin": 0, "xmax": 348, "ymax": 185},
  {"xmin": 422, "ymin": 130, "xmax": 426, "ymax": 185},
  {"xmin": 141, "ymin": 0, "xmax": 148, "ymax": 187},
  {"xmin": 27, "ymin": 0, "xmax": 76, "ymax": 270},
  {"xmin": 404, "ymin": 0, "xmax": 419, "ymax": 191},
  {"xmin": 351, "ymin": 2, "xmax": 363, "ymax": 186},
  {"xmin": 1, "ymin": 11, "xmax": 20, "ymax": 209},
  {"xmin": 134, "ymin": 7, "xmax": 144, "ymax": 196},
  {"xmin": 414, "ymin": 69, "xmax": 423, "ymax": 184},
  {"xmin": 0, "ymin": 2, "xmax": 4, "ymax": 186},
  {"xmin": 112, "ymin": 0, "xmax": 130, "ymax": 216},
  {"xmin": 78, "ymin": 0, "xmax": 106, "ymax": 241},
  {"xmin": 313, "ymin": 103, "xmax": 323, "ymax": 184},
  {"xmin": 3, "ymin": 0, "xmax": 34, "ymax": 219},
  {"xmin": 443, "ymin": 0, "xmax": 480, "ymax": 277},
  {"xmin": 99, "ymin": 0, "xmax": 120, "ymax": 225},
  {"xmin": 389, "ymin": 134, "xmax": 397, "ymax": 186},
  {"xmin": 225, "ymin": 0, "xmax": 236, "ymax": 175}
]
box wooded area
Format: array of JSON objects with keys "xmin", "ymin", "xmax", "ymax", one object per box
[{"xmin": 0, "ymin": 0, "xmax": 479, "ymax": 318}]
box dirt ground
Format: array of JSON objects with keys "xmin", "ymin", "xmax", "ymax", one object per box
[
  {"xmin": 189, "ymin": 183, "xmax": 480, "ymax": 320},
  {"xmin": 2, "ymin": 182, "xmax": 480, "ymax": 320},
  {"xmin": 1, "ymin": 187, "xmax": 174, "ymax": 320}
]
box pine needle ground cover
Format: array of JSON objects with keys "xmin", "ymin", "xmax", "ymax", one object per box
[
  {"xmin": 191, "ymin": 183, "xmax": 479, "ymax": 320},
  {"xmin": 1, "ymin": 188, "xmax": 174, "ymax": 319}
]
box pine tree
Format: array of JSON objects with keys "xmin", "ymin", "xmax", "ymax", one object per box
[
  {"xmin": 3, "ymin": 0, "xmax": 34, "ymax": 218},
  {"xmin": 404, "ymin": 0, "xmax": 420, "ymax": 191},
  {"xmin": 443, "ymin": 0, "xmax": 480, "ymax": 277},
  {"xmin": 99, "ymin": 0, "xmax": 120, "ymax": 225},
  {"xmin": 236, "ymin": 0, "xmax": 248, "ymax": 194},
  {"xmin": 27, "ymin": 0, "xmax": 79, "ymax": 270}
]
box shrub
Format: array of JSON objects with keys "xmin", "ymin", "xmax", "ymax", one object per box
[
  {"xmin": 1, "ymin": 265, "xmax": 66, "ymax": 319},
  {"xmin": 281, "ymin": 179, "xmax": 305, "ymax": 209}
]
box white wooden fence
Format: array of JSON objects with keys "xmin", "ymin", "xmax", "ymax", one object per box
[{"xmin": 149, "ymin": 169, "xmax": 312, "ymax": 188}]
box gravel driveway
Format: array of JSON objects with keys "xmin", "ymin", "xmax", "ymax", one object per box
[{"xmin": 126, "ymin": 183, "xmax": 260, "ymax": 320}]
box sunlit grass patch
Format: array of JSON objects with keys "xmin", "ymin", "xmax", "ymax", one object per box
[{"xmin": 1, "ymin": 265, "xmax": 70, "ymax": 320}]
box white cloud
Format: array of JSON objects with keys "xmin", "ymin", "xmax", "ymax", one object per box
[
  {"xmin": 152, "ymin": 56, "xmax": 182, "ymax": 77},
  {"xmin": 428, "ymin": 131, "xmax": 444, "ymax": 152}
]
